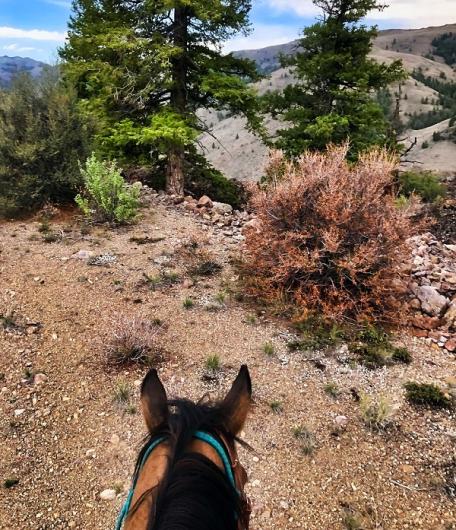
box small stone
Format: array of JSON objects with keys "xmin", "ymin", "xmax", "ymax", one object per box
[
  {"xmin": 197, "ymin": 195, "xmax": 213, "ymax": 209},
  {"xmin": 279, "ymin": 501, "xmax": 289, "ymax": 510},
  {"xmin": 99, "ymin": 489, "xmax": 116, "ymax": 501},
  {"xmin": 86, "ymin": 449, "xmax": 96, "ymax": 458},
  {"xmin": 33, "ymin": 373, "xmax": 48, "ymax": 385},
  {"xmin": 110, "ymin": 434, "xmax": 120, "ymax": 446},
  {"xmin": 71, "ymin": 250, "xmax": 94, "ymax": 260},
  {"xmin": 182, "ymin": 279, "xmax": 194, "ymax": 289},
  {"xmin": 400, "ymin": 464, "xmax": 415, "ymax": 474},
  {"xmin": 444, "ymin": 338, "xmax": 456, "ymax": 352},
  {"xmin": 251, "ymin": 479, "xmax": 261, "ymax": 487},
  {"xmin": 335, "ymin": 415, "xmax": 349, "ymax": 429},
  {"xmin": 14, "ymin": 409, "xmax": 25, "ymax": 416}
]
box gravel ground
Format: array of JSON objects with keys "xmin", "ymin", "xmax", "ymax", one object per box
[{"xmin": 0, "ymin": 203, "xmax": 455, "ymax": 530}]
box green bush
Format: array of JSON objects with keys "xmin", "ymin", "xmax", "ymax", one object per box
[
  {"xmin": 404, "ymin": 382, "xmax": 452, "ymax": 408},
  {"xmin": 76, "ymin": 154, "xmax": 141, "ymax": 223},
  {"xmin": 0, "ymin": 70, "xmax": 93, "ymax": 217},
  {"xmin": 398, "ymin": 170, "xmax": 446, "ymax": 202}
]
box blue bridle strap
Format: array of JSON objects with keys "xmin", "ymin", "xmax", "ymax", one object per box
[{"xmin": 115, "ymin": 431, "xmax": 236, "ymax": 529}]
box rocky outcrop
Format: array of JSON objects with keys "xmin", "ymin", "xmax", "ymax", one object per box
[{"xmin": 408, "ymin": 233, "xmax": 456, "ymax": 352}]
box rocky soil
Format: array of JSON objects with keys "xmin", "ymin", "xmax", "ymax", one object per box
[{"xmin": 0, "ymin": 195, "xmax": 455, "ymax": 530}]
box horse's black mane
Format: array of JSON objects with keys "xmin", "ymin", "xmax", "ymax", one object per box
[{"xmin": 132, "ymin": 398, "xmax": 241, "ymax": 530}]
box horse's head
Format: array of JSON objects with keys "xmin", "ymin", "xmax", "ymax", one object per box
[{"xmin": 119, "ymin": 365, "xmax": 252, "ymax": 530}]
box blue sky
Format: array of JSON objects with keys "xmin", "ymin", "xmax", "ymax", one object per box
[{"xmin": 1, "ymin": 0, "xmax": 456, "ymax": 62}]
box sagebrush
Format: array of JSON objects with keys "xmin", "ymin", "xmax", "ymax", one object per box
[
  {"xmin": 103, "ymin": 316, "xmax": 165, "ymax": 366},
  {"xmin": 242, "ymin": 145, "xmax": 420, "ymax": 322},
  {"xmin": 76, "ymin": 154, "xmax": 141, "ymax": 223}
]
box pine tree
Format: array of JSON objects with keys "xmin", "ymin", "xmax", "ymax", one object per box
[
  {"xmin": 61, "ymin": 0, "xmax": 261, "ymax": 195},
  {"xmin": 266, "ymin": 0, "xmax": 407, "ymax": 159}
]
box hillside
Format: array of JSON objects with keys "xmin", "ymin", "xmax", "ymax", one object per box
[
  {"xmin": 0, "ymin": 56, "xmax": 46, "ymax": 88},
  {"xmin": 202, "ymin": 25, "xmax": 456, "ymax": 181}
]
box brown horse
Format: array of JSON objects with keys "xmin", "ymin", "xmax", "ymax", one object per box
[{"xmin": 116, "ymin": 365, "xmax": 252, "ymax": 530}]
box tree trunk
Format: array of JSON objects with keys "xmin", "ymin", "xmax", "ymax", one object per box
[
  {"xmin": 167, "ymin": 4, "xmax": 188, "ymax": 196},
  {"xmin": 166, "ymin": 145, "xmax": 185, "ymax": 195}
]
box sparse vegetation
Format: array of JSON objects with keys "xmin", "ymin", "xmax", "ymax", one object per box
[
  {"xmin": 205, "ymin": 354, "xmax": 221, "ymax": 372},
  {"xmin": 404, "ymin": 382, "xmax": 453, "ymax": 408},
  {"xmin": 3, "ymin": 478, "xmax": 19, "ymax": 489},
  {"xmin": 262, "ymin": 342, "xmax": 275, "ymax": 356},
  {"xmin": 324, "ymin": 382, "xmax": 340, "ymax": 398},
  {"xmin": 103, "ymin": 316, "xmax": 165, "ymax": 366},
  {"xmin": 183, "ymin": 298, "xmax": 194, "ymax": 309},
  {"xmin": 293, "ymin": 426, "xmax": 317, "ymax": 455},
  {"xmin": 113, "ymin": 381, "xmax": 132, "ymax": 404},
  {"xmin": 270, "ymin": 400, "xmax": 283, "ymax": 413},
  {"xmin": 359, "ymin": 393, "xmax": 395, "ymax": 430}
]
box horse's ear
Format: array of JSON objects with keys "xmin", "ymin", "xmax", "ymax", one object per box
[
  {"xmin": 140, "ymin": 369, "xmax": 168, "ymax": 432},
  {"xmin": 222, "ymin": 365, "xmax": 252, "ymax": 436}
]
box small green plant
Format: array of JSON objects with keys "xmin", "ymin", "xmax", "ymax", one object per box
[
  {"xmin": 422, "ymin": 141, "xmax": 429, "ymax": 149},
  {"xmin": 291, "ymin": 317, "xmax": 345, "ymax": 351},
  {"xmin": 183, "ymin": 297, "xmax": 194, "ymax": 309},
  {"xmin": 214, "ymin": 291, "xmax": 227, "ymax": 304},
  {"xmin": 270, "ymin": 400, "xmax": 283, "ymax": 413},
  {"xmin": 114, "ymin": 482, "xmax": 123, "ymax": 495},
  {"xmin": 76, "ymin": 153, "xmax": 141, "ymax": 224},
  {"xmin": 114, "ymin": 381, "xmax": 131, "ymax": 404},
  {"xmin": 245, "ymin": 314, "xmax": 257, "ymax": 325},
  {"xmin": 359, "ymin": 393, "xmax": 395, "ymax": 430},
  {"xmin": 205, "ymin": 354, "xmax": 221, "ymax": 372},
  {"xmin": 324, "ymin": 382, "xmax": 340, "ymax": 398},
  {"xmin": 263, "ymin": 342, "xmax": 275, "ymax": 356},
  {"xmin": 42, "ymin": 231, "xmax": 61, "ymax": 243},
  {"xmin": 189, "ymin": 260, "xmax": 222, "ymax": 277},
  {"xmin": 399, "ymin": 170, "xmax": 446, "ymax": 203},
  {"xmin": 293, "ymin": 425, "xmax": 317, "ymax": 455},
  {"xmin": 126, "ymin": 404, "xmax": 137, "ymax": 415},
  {"xmin": 404, "ymin": 382, "xmax": 452, "ymax": 408},
  {"xmin": 392, "ymin": 347, "xmax": 412, "ymax": 364},
  {"xmin": 342, "ymin": 513, "xmax": 363, "ymax": 530},
  {"xmin": 38, "ymin": 220, "xmax": 50, "ymax": 233},
  {"xmin": 3, "ymin": 478, "xmax": 19, "ymax": 489}
]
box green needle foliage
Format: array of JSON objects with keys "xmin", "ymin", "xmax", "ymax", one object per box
[
  {"xmin": 61, "ymin": 0, "xmax": 263, "ymax": 195},
  {"xmin": 0, "ymin": 70, "xmax": 93, "ymax": 217},
  {"xmin": 265, "ymin": 0, "xmax": 407, "ymax": 160}
]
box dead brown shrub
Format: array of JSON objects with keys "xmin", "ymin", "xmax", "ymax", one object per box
[
  {"xmin": 102, "ymin": 315, "xmax": 166, "ymax": 366},
  {"xmin": 242, "ymin": 144, "xmax": 421, "ymax": 322}
]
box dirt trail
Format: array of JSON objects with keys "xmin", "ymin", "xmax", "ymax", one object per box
[{"xmin": 0, "ymin": 202, "xmax": 455, "ymax": 529}]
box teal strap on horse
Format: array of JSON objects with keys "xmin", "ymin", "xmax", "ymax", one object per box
[{"xmin": 115, "ymin": 431, "xmax": 237, "ymax": 529}]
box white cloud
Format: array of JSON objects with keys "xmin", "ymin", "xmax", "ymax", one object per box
[
  {"xmin": 0, "ymin": 27, "xmax": 66, "ymax": 42},
  {"xmin": 45, "ymin": 0, "xmax": 72, "ymax": 7},
  {"xmin": 3, "ymin": 43, "xmax": 43, "ymax": 53},
  {"xmin": 265, "ymin": 0, "xmax": 456, "ymax": 27}
]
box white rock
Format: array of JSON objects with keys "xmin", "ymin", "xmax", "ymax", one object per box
[
  {"xmin": 14, "ymin": 409, "xmax": 25, "ymax": 416},
  {"xmin": 415, "ymin": 285, "xmax": 449, "ymax": 317},
  {"xmin": 33, "ymin": 373, "xmax": 48, "ymax": 385},
  {"xmin": 99, "ymin": 489, "xmax": 116, "ymax": 501},
  {"xmin": 71, "ymin": 250, "xmax": 94, "ymax": 260},
  {"xmin": 212, "ymin": 202, "xmax": 233, "ymax": 215}
]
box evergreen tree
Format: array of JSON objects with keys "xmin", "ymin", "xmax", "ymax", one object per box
[
  {"xmin": 61, "ymin": 0, "xmax": 261, "ymax": 195},
  {"xmin": 0, "ymin": 69, "xmax": 93, "ymax": 217},
  {"xmin": 266, "ymin": 0, "xmax": 406, "ymax": 159}
]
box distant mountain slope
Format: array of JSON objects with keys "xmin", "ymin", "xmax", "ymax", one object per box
[
  {"xmin": 201, "ymin": 24, "xmax": 456, "ymax": 181},
  {"xmin": 0, "ymin": 56, "xmax": 47, "ymax": 88}
]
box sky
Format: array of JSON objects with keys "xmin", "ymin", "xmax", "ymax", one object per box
[{"xmin": 0, "ymin": 0, "xmax": 456, "ymax": 62}]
